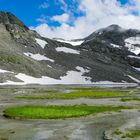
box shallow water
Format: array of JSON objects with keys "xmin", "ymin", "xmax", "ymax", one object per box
[
  {"xmin": 0, "ymin": 110, "xmax": 139, "ymax": 140},
  {"xmin": 0, "ymin": 85, "xmax": 139, "ymax": 140}
]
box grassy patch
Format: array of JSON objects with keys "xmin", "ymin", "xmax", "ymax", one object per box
[
  {"xmin": 121, "ymin": 98, "xmax": 140, "ymax": 102},
  {"xmin": 122, "ymin": 130, "xmax": 140, "ymax": 138},
  {"xmin": 114, "ymin": 129, "xmax": 123, "ymax": 135},
  {"xmin": 0, "ymin": 53, "xmax": 25, "ymax": 64},
  {"xmin": 3, "ymin": 105, "xmax": 131, "ymax": 119},
  {"xmin": 16, "ymin": 90, "xmax": 131, "ymax": 99}
]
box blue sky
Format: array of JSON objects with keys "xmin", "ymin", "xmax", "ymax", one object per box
[
  {"xmin": 119, "ymin": 0, "xmax": 129, "ymax": 5},
  {"xmin": 0, "ymin": 0, "xmax": 82, "ymax": 27},
  {"xmin": 0, "ymin": 0, "xmax": 139, "ymax": 39},
  {"xmin": 0, "ymin": 0, "xmax": 128, "ymax": 27}
]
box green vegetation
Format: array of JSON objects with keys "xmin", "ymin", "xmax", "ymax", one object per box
[
  {"xmin": 113, "ymin": 129, "xmax": 140, "ymax": 139},
  {"xmin": 3, "ymin": 105, "xmax": 131, "ymax": 119},
  {"xmin": 0, "ymin": 54, "xmax": 23, "ymax": 64},
  {"xmin": 122, "ymin": 130, "xmax": 140, "ymax": 138},
  {"xmin": 0, "ymin": 52, "xmax": 41, "ymax": 76},
  {"xmin": 16, "ymin": 90, "xmax": 131, "ymax": 99},
  {"xmin": 121, "ymin": 98, "xmax": 140, "ymax": 102},
  {"xmin": 114, "ymin": 129, "xmax": 123, "ymax": 135}
]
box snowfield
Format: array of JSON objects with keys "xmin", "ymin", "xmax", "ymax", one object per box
[
  {"xmin": 125, "ymin": 37, "xmax": 140, "ymax": 55},
  {"xmin": 0, "ymin": 67, "xmax": 92, "ymax": 85},
  {"xmin": 56, "ymin": 47, "xmax": 80, "ymax": 54},
  {"xmin": 14, "ymin": 66, "xmax": 92, "ymax": 85},
  {"xmin": 55, "ymin": 39, "xmax": 84, "ymax": 46},
  {"xmin": 35, "ymin": 38, "xmax": 48, "ymax": 49},
  {"xmin": 24, "ymin": 52, "xmax": 54, "ymax": 62}
]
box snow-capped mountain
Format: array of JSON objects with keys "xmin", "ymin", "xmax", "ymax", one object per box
[{"xmin": 0, "ymin": 11, "xmax": 139, "ymax": 85}]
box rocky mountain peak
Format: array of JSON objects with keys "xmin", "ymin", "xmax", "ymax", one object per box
[
  {"xmin": 104, "ymin": 24, "xmax": 124, "ymax": 32},
  {"xmin": 0, "ymin": 11, "xmax": 28, "ymax": 30},
  {"xmin": 0, "ymin": 11, "xmax": 41, "ymax": 47}
]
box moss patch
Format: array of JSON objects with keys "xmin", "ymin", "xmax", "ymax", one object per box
[
  {"xmin": 3, "ymin": 105, "xmax": 132, "ymax": 119},
  {"xmin": 122, "ymin": 130, "xmax": 140, "ymax": 138},
  {"xmin": 113, "ymin": 129, "xmax": 123, "ymax": 135},
  {"xmin": 121, "ymin": 98, "xmax": 140, "ymax": 102}
]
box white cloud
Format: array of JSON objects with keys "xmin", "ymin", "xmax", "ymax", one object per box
[
  {"xmin": 57, "ymin": 0, "xmax": 68, "ymax": 12},
  {"xmin": 51, "ymin": 13, "xmax": 69, "ymax": 23},
  {"xmin": 33, "ymin": 0, "xmax": 140, "ymax": 40},
  {"xmin": 36, "ymin": 16, "xmax": 47, "ymax": 23},
  {"xmin": 39, "ymin": 1, "xmax": 49, "ymax": 9}
]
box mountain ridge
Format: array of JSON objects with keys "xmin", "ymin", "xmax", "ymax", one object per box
[{"xmin": 0, "ymin": 11, "xmax": 139, "ymax": 85}]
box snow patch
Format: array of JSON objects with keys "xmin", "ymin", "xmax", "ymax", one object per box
[
  {"xmin": 0, "ymin": 66, "xmax": 92, "ymax": 85},
  {"xmin": 110, "ymin": 43, "xmax": 121, "ymax": 48},
  {"xmin": 0, "ymin": 69, "xmax": 13, "ymax": 73},
  {"xmin": 47, "ymin": 65, "xmax": 52, "ymax": 68},
  {"xmin": 76, "ymin": 66, "xmax": 89, "ymax": 73},
  {"xmin": 128, "ymin": 75, "xmax": 140, "ymax": 83},
  {"xmin": 125, "ymin": 37, "xmax": 140, "ymax": 45},
  {"xmin": 133, "ymin": 67, "xmax": 140, "ymax": 72},
  {"xmin": 24, "ymin": 52, "xmax": 54, "ymax": 62},
  {"xmin": 128, "ymin": 55, "xmax": 140, "ymax": 59},
  {"xmin": 0, "ymin": 66, "xmax": 90, "ymax": 85},
  {"xmin": 125, "ymin": 43, "xmax": 140, "ymax": 55},
  {"xmin": 98, "ymin": 31, "xmax": 103, "ymax": 35},
  {"xmin": 35, "ymin": 38, "xmax": 48, "ymax": 49},
  {"xmin": 125, "ymin": 37, "xmax": 140, "ymax": 55},
  {"xmin": 56, "ymin": 39, "xmax": 84, "ymax": 46},
  {"xmin": 56, "ymin": 47, "xmax": 80, "ymax": 54}
]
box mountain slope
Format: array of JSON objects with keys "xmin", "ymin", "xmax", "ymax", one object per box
[{"xmin": 0, "ymin": 12, "xmax": 139, "ymax": 85}]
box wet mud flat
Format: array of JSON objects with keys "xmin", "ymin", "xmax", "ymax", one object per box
[{"xmin": 0, "ymin": 85, "xmax": 139, "ymax": 140}]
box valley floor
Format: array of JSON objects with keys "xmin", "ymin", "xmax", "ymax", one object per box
[{"xmin": 0, "ymin": 85, "xmax": 139, "ymax": 140}]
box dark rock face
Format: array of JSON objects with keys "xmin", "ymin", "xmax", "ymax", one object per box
[{"xmin": 0, "ymin": 11, "xmax": 139, "ymax": 84}]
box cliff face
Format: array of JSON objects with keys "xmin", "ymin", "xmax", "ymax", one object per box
[{"xmin": 0, "ymin": 11, "xmax": 139, "ymax": 85}]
